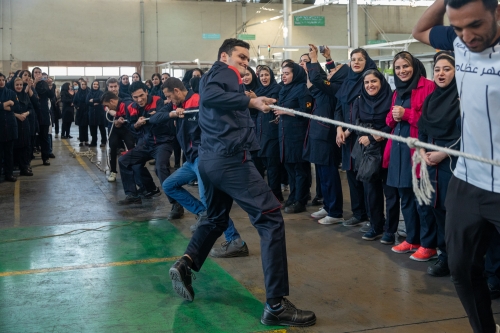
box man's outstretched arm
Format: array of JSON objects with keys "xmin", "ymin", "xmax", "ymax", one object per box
[{"xmin": 413, "ymin": 0, "xmax": 447, "ymax": 45}]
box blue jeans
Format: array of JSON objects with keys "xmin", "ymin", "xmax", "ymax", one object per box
[{"xmin": 162, "ymin": 157, "xmax": 240, "ymax": 241}]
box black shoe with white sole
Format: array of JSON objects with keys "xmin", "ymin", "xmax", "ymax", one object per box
[
  {"xmin": 169, "ymin": 258, "xmax": 195, "ymax": 302},
  {"xmin": 261, "ymin": 298, "xmax": 316, "ymax": 327}
]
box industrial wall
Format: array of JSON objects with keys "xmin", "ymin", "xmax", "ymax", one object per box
[{"xmin": 0, "ymin": 0, "xmax": 437, "ymax": 76}]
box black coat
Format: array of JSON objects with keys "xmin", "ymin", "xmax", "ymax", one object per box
[
  {"xmin": 255, "ymin": 81, "xmax": 281, "ymax": 158},
  {"xmin": 171, "ymin": 90, "xmax": 202, "ymax": 163},
  {"xmin": 0, "ymin": 87, "xmax": 20, "ymax": 142},
  {"xmin": 60, "ymin": 90, "xmax": 75, "ymax": 123},
  {"xmin": 303, "ymin": 62, "xmax": 344, "ymax": 166},
  {"xmin": 29, "ymin": 87, "xmax": 40, "ymax": 135},
  {"xmin": 14, "ymin": 90, "xmax": 32, "ymax": 148},
  {"xmin": 34, "ymin": 80, "xmax": 54, "ymax": 126},
  {"xmin": 87, "ymin": 89, "xmax": 106, "ymax": 126},
  {"xmin": 74, "ymin": 88, "xmax": 89, "ymax": 126}
]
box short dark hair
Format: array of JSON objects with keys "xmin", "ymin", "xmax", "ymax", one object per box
[
  {"xmin": 106, "ymin": 77, "xmax": 119, "ymax": 87},
  {"xmin": 445, "ymin": 0, "xmax": 498, "ymax": 11},
  {"xmin": 350, "ymin": 48, "xmax": 369, "ymax": 60},
  {"xmin": 217, "ymin": 38, "xmax": 250, "ymax": 60},
  {"xmin": 129, "ymin": 81, "xmax": 148, "ymax": 94},
  {"xmin": 0, "ymin": 73, "xmax": 5, "ymax": 80},
  {"xmin": 162, "ymin": 77, "xmax": 187, "ymax": 92},
  {"xmin": 101, "ymin": 91, "xmax": 119, "ymax": 103},
  {"xmin": 300, "ymin": 54, "xmax": 311, "ymax": 62}
]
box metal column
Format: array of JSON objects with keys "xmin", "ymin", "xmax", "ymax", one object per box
[
  {"xmin": 283, "ymin": 0, "xmax": 292, "ymax": 60},
  {"xmin": 347, "ymin": 0, "xmax": 358, "ymax": 56}
]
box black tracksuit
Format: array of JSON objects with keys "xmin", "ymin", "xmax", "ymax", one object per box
[
  {"xmin": 35, "ymin": 81, "xmax": 54, "ymax": 161},
  {"xmin": 187, "ymin": 61, "xmax": 289, "ymax": 299},
  {"xmin": 0, "ymin": 87, "xmax": 20, "ymax": 177},
  {"xmin": 87, "ymin": 88, "xmax": 107, "ymax": 145},
  {"xmin": 74, "ymin": 88, "xmax": 89, "ymax": 142}
]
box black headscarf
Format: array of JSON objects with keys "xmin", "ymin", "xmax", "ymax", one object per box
[
  {"xmin": 329, "ymin": 64, "xmax": 349, "ymax": 85},
  {"xmin": 132, "ymin": 72, "xmax": 142, "ymax": 82},
  {"xmin": 244, "ymin": 67, "xmax": 259, "ymax": 92},
  {"xmin": 278, "ymin": 63, "xmax": 307, "ymax": 102},
  {"xmin": 393, "ymin": 51, "xmax": 427, "ymax": 99},
  {"xmin": 357, "ymin": 71, "xmax": 393, "ymax": 118},
  {"xmin": 190, "ymin": 77, "xmax": 201, "ymax": 93},
  {"xmin": 418, "ymin": 55, "xmax": 460, "ymax": 141},
  {"xmin": 6, "ymin": 70, "xmax": 21, "ymax": 91},
  {"xmin": 254, "ymin": 66, "xmax": 281, "ymax": 98},
  {"xmin": 335, "ymin": 52, "xmax": 377, "ymax": 106},
  {"xmin": 119, "ymin": 76, "xmax": 130, "ymax": 97}
]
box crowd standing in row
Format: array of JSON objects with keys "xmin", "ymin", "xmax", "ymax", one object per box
[{"xmin": 1, "ymin": 0, "xmax": 499, "ymax": 327}]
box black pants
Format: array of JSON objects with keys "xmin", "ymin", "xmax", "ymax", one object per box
[
  {"xmin": 261, "ymin": 155, "xmax": 283, "ymax": 201},
  {"xmin": 346, "ymin": 169, "xmax": 368, "ymax": 221},
  {"xmin": 118, "ymin": 141, "xmax": 174, "ymax": 203},
  {"xmin": 445, "ymin": 176, "xmax": 500, "ymax": 333},
  {"xmin": 364, "ymin": 170, "xmax": 400, "ymax": 234},
  {"xmin": 108, "ymin": 126, "xmax": 135, "ymax": 173},
  {"xmin": 61, "ymin": 122, "xmax": 72, "ymax": 137},
  {"xmin": 13, "ymin": 146, "xmax": 30, "ymax": 171},
  {"xmin": 78, "ymin": 124, "xmax": 89, "ymax": 143},
  {"xmin": 284, "ymin": 161, "xmax": 310, "ymax": 205},
  {"xmin": 90, "ymin": 125, "xmax": 107, "ymax": 145},
  {"xmin": 485, "ymin": 229, "xmax": 500, "ymax": 287},
  {"xmin": 0, "ymin": 140, "xmax": 14, "ymax": 177},
  {"xmin": 38, "ymin": 125, "xmax": 51, "ymax": 161},
  {"xmin": 316, "ymin": 158, "xmax": 343, "ymax": 218},
  {"xmin": 173, "ymin": 137, "xmax": 181, "ymax": 166},
  {"xmin": 314, "ymin": 164, "xmax": 322, "ymax": 198},
  {"xmin": 189, "ymin": 151, "xmax": 289, "ymax": 299},
  {"xmin": 53, "ymin": 118, "xmax": 59, "ymax": 135}
]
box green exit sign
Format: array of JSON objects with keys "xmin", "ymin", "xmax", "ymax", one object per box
[
  {"xmin": 238, "ymin": 34, "xmax": 256, "ymax": 41},
  {"xmin": 294, "ymin": 16, "xmax": 325, "ymax": 26},
  {"xmin": 202, "ymin": 33, "xmax": 221, "ymax": 40}
]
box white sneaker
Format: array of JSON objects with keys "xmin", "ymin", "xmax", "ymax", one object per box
[
  {"xmin": 107, "ymin": 172, "xmax": 117, "ymax": 182},
  {"xmin": 311, "ymin": 208, "xmax": 328, "ymax": 219},
  {"xmin": 318, "ymin": 216, "xmax": 344, "ymax": 225},
  {"xmin": 281, "ymin": 184, "xmax": 289, "ymax": 192}
]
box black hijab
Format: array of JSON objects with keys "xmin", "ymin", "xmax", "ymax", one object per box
[
  {"xmin": 254, "ymin": 67, "xmax": 281, "ymax": 98},
  {"xmin": 132, "ymin": 72, "xmax": 142, "ymax": 82},
  {"xmin": 329, "ymin": 64, "xmax": 349, "ymax": 86},
  {"xmin": 357, "ymin": 70, "xmax": 393, "ymax": 118},
  {"xmin": 88, "ymin": 80, "xmax": 103, "ymax": 99},
  {"xmin": 244, "ymin": 67, "xmax": 259, "ymax": 92},
  {"xmin": 6, "ymin": 70, "xmax": 21, "ymax": 90},
  {"xmin": 119, "ymin": 76, "xmax": 130, "ymax": 97},
  {"xmin": 393, "ymin": 51, "xmax": 427, "ymax": 99},
  {"xmin": 335, "ymin": 51, "xmax": 377, "ymax": 106},
  {"xmin": 278, "ymin": 63, "xmax": 307, "ymax": 102},
  {"xmin": 418, "ymin": 55, "xmax": 460, "ymax": 141}
]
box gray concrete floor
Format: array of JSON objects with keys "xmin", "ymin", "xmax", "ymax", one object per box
[{"xmin": 1, "ymin": 125, "xmax": 499, "ymax": 333}]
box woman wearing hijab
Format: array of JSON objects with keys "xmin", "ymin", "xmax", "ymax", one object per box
[
  {"xmin": 351, "ymin": 69, "xmax": 399, "ymax": 242},
  {"xmin": 243, "ymin": 67, "xmax": 265, "ymax": 178},
  {"xmin": 132, "ymin": 72, "xmax": 142, "ymax": 82},
  {"xmin": 417, "ymin": 53, "xmax": 460, "ymax": 277},
  {"xmin": 12, "ymin": 78, "xmax": 33, "ymax": 176},
  {"xmin": 74, "ymin": 79, "xmax": 90, "ymax": 146},
  {"xmin": 19, "ymin": 70, "xmax": 39, "ymax": 161},
  {"xmin": 274, "ymin": 62, "xmax": 313, "ymax": 213},
  {"xmin": 335, "ymin": 48, "xmax": 377, "ymax": 228},
  {"xmin": 119, "ymin": 75, "xmax": 131, "ymax": 99},
  {"xmin": 189, "ymin": 77, "xmax": 201, "ymax": 94},
  {"xmin": 87, "ymin": 80, "xmax": 107, "ymax": 147},
  {"xmin": 150, "ymin": 73, "xmax": 162, "ymax": 97},
  {"xmin": 254, "ymin": 65, "xmax": 283, "ymax": 201},
  {"xmin": 60, "ymin": 82, "xmax": 75, "ymax": 139},
  {"xmin": 0, "ymin": 72, "xmax": 20, "ymax": 182},
  {"xmin": 384, "ymin": 51, "xmax": 435, "ymax": 260},
  {"xmin": 304, "ymin": 45, "xmax": 348, "ymax": 225}
]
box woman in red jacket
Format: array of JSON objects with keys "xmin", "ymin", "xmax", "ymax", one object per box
[{"xmin": 383, "ymin": 51, "xmax": 435, "ymax": 260}]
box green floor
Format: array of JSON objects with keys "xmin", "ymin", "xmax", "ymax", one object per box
[{"xmin": 0, "ymin": 220, "xmax": 283, "ymax": 333}]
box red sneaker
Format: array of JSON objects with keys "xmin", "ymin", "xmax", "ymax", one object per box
[
  {"xmin": 391, "ymin": 241, "xmax": 420, "ymax": 254},
  {"xmin": 410, "ymin": 247, "xmax": 438, "ymax": 262}
]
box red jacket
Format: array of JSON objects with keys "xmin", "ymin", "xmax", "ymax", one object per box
[{"xmin": 382, "ymin": 76, "xmax": 435, "ymax": 171}]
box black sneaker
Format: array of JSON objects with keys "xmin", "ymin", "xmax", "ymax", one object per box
[
  {"xmin": 117, "ymin": 195, "xmax": 142, "ymax": 205},
  {"xmin": 359, "ymin": 222, "xmax": 371, "ymax": 233},
  {"xmin": 343, "ymin": 216, "xmax": 364, "ymax": 227},
  {"xmin": 168, "ymin": 203, "xmax": 185, "ymax": 220},
  {"xmin": 427, "ymin": 259, "xmax": 450, "ymax": 277},
  {"xmin": 261, "ymin": 298, "xmax": 316, "ymax": 327},
  {"xmin": 284, "ymin": 202, "xmax": 306, "ymax": 214},
  {"xmin": 362, "ymin": 229, "xmax": 383, "ymax": 241},
  {"xmin": 169, "ymin": 258, "xmax": 195, "ymax": 301},
  {"xmin": 488, "ymin": 283, "xmax": 500, "ymax": 300},
  {"xmin": 49, "ymin": 153, "xmax": 56, "ymax": 158},
  {"xmin": 310, "ymin": 196, "xmax": 323, "ymax": 206},
  {"xmin": 209, "ymin": 238, "xmax": 249, "ymax": 258},
  {"xmin": 43, "ymin": 160, "xmax": 50, "ymax": 166},
  {"xmin": 143, "ymin": 187, "xmax": 161, "ymax": 199}
]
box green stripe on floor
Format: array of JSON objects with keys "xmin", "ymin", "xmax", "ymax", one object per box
[{"xmin": 0, "ymin": 220, "xmax": 284, "ymax": 333}]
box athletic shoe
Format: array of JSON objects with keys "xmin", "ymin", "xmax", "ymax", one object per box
[
  {"xmin": 318, "ymin": 216, "xmax": 344, "ymax": 225},
  {"xmin": 143, "ymin": 187, "xmax": 161, "ymax": 198},
  {"xmin": 117, "ymin": 195, "xmax": 142, "ymax": 205},
  {"xmin": 209, "ymin": 238, "xmax": 249, "ymax": 258},
  {"xmin": 20, "ymin": 169, "xmax": 33, "ymax": 177},
  {"xmin": 79, "ymin": 142, "xmax": 84, "ymax": 147},
  {"xmin": 490, "ymin": 283, "xmax": 500, "ymax": 300},
  {"xmin": 362, "ymin": 229, "xmax": 383, "ymax": 241},
  {"xmin": 359, "ymin": 222, "xmax": 371, "ymax": 233},
  {"xmin": 168, "ymin": 203, "xmax": 184, "ymax": 220},
  {"xmin": 427, "ymin": 260, "xmax": 450, "ymax": 277},
  {"xmin": 49, "ymin": 153, "xmax": 56, "ymax": 158},
  {"xmin": 410, "ymin": 247, "xmax": 438, "ymax": 261},
  {"xmin": 380, "ymin": 232, "xmax": 395, "ymax": 245},
  {"xmin": 310, "ymin": 208, "xmax": 328, "ymax": 219},
  {"xmin": 310, "ymin": 196, "xmax": 323, "ymax": 206},
  {"xmin": 342, "ymin": 216, "xmax": 365, "ymax": 227},
  {"xmin": 281, "ymin": 184, "xmax": 289, "ymax": 192},
  {"xmin": 284, "ymin": 202, "xmax": 306, "ymax": 214},
  {"xmin": 392, "ymin": 241, "xmax": 420, "ymax": 254},
  {"xmin": 169, "ymin": 258, "xmax": 195, "ymax": 301},
  {"xmin": 261, "ymin": 298, "xmax": 316, "ymax": 327},
  {"xmin": 149, "ymin": 160, "xmax": 156, "ymax": 165},
  {"xmin": 99, "ymin": 143, "xmax": 106, "ymax": 148},
  {"xmin": 107, "ymin": 172, "xmax": 117, "ymax": 182},
  {"xmin": 42, "ymin": 160, "xmax": 50, "ymax": 166}
]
